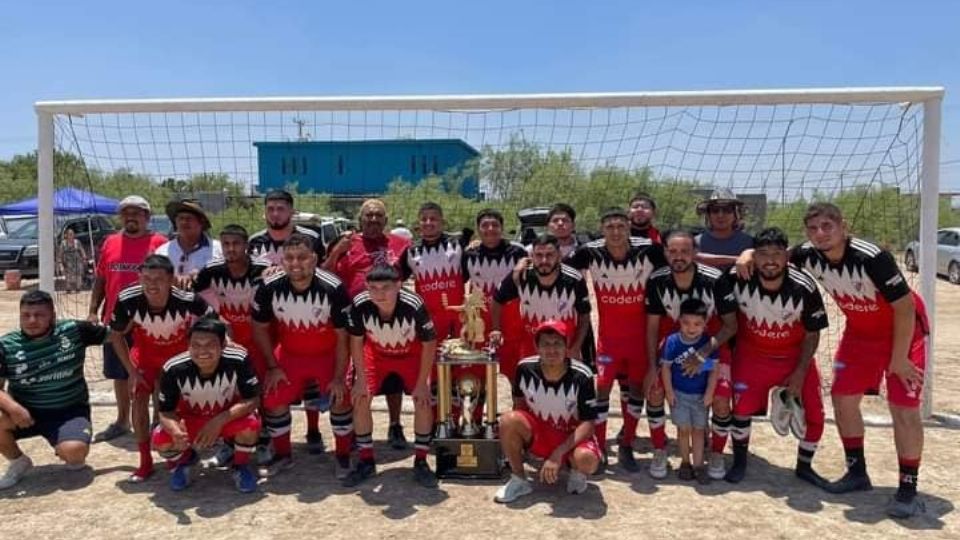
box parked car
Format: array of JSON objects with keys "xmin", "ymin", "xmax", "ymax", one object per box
[
  {"xmin": 904, "ymin": 227, "xmax": 960, "ymax": 284},
  {"xmin": 292, "ymin": 212, "xmax": 345, "ymax": 249},
  {"xmin": 516, "ymin": 207, "xmax": 551, "ymax": 244},
  {"xmin": 0, "ymin": 215, "xmax": 117, "ymax": 278},
  {"xmin": 149, "ymin": 215, "xmax": 175, "ymax": 238}
]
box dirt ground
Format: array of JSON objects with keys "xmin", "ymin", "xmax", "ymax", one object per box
[{"xmin": 0, "ymin": 275, "xmax": 957, "ymax": 539}]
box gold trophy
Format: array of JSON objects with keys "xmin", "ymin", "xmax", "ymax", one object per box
[{"xmin": 457, "ymin": 373, "xmax": 481, "ymax": 438}]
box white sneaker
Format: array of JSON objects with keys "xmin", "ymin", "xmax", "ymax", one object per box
[
  {"xmin": 649, "ymin": 449, "xmax": 668, "ymax": 479},
  {"xmin": 201, "ymin": 443, "xmax": 234, "ymax": 469},
  {"xmin": 769, "ymin": 387, "xmax": 792, "ymax": 437},
  {"xmin": 566, "ymin": 470, "xmax": 588, "ymax": 494},
  {"xmin": 708, "ymin": 453, "xmax": 726, "ymax": 480},
  {"xmin": 788, "ymin": 395, "xmax": 806, "ymax": 440},
  {"xmin": 494, "ymin": 474, "xmax": 533, "ymax": 503},
  {"xmin": 0, "ymin": 455, "xmax": 33, "ymax": 490}
]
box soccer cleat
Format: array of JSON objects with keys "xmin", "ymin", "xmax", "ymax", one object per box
[
  {"xmin": 335, "ymin": 455, "xmax": 353, "ymax": 480},
  {"xmin": 201, "ymin": 443, "xmax": 234, "ymax": 469},
  {"xmin": 0, "ymin": 455, "xmax": 33, "ymax": 490},
  {"xmin": 388, "ymin": 424, "xmax": 409, "ymax": 450},
  {"xmin": 649, "ymin": 449, "xmax": 669, "ymax": 479},
  {"xmin": 707, "ymin": 453, "xmax": 726, "ymax": 480},
  {"xmin": 769, "ymin": 387, "xmax": 792, "ymax": 437},
  {"xmin": 886, "ymin": 494, "xmax": 926, "ymax": 519},
  {"xmin": 342, "ymin": 460, "xmax": 376, "ymax": 487},
  {"xmin": 257, "ymin": 455, "xmax": 294, "ymax": 478},
  {"xmin": 494, "ymin": 474, "xmax": 533, "ymax": 503},
  {"xmin": 412, "ymin": 459, "xmax": 439, "ymax": 488},
  {"xmin": 169, "ymin": 463, "xmax": 192, "ymax": 491},
  {"xmin": 254, "ymin": 444, "xmax": 274, "ymax": 466},
  {"xmin": 618, "ymin": 444, "xmax": 639, "ymax": 473},
  {"xmin": 566, "ymin": 470, "xmax": 588, "ymax": 494},
  {"xmin": 794, "ymin": 462, "xmax": 830, "ymax": 490},
  {"xmin": 232, "ymin": 465, "xmax": 258, "ymax": 494},
  {"xmin": 825, "ymin": 470, "xmax": 873, "ymax": 494},
  {"xmin": 787, "ymin": 395, "xmax": 806, "ymax": 440},
  {"xmin": 306, "ymin": 431, "xmax": 326, "ymax": 455}
]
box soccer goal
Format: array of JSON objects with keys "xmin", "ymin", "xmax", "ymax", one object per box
[{"xmin": 33, "ymin": 87, "xmax": 944, "ymax": 415}]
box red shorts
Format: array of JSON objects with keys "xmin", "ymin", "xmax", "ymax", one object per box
[
  {"xmin": 130, "ymin": 350, "xmax": 167, "ymax": 395},
  {"xmin": 596, "ymin": 339, "xmax": 647, "ymax": 388},
  {"xmin": 713, "ymin": 346, "xmax": 733, "ymax": 400},
  {"xmin": 731, "ymin": 351, "xmax": 824, "ymax": 420},
  {"xmin": 262, "ymin": 350, "xmax": 339, "ymax": 410},
  {"xmin": 496, "ymin": 339, "xmax": 524, "ymax": 384},
  {"xmin": 151, "ymin": 413, "xmax": 261, "ymax": 448},
  {"xmin": 513, "ymin": 409, "xmax": 602, "ymax": 463},
  {"xmin": 363, "ymin": 350, "xmax": 426, "ymax": 396}
]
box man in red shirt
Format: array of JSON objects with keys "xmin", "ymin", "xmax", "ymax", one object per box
[
  {"xmin": 87, "ymin": 195, "xmax": 168, "ymax": 442},
  {"xmin": 324, "ymin": 198, "xmax": 412, "ymax": 449}
]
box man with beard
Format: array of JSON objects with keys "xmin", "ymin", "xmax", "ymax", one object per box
[
  {"xmin": 564, "ymin": 209, "xmax": 666, "ymax": 471},
  {"xmin": 628, "ymin": 192, "xmax": 662, "ymax": 244},
  {"xmin": 645, "ymin": 229, "xmax": 737, "ymax": 480},
  {"xmin": 248, "ymin": 190, "xmax": 328, "ymax": 453},
  {"xmin": 736, "ymin": 203, "xmax": 929, "ymax": 518},
  {"xmin": 461, "ymin": 209, "xmax": 528, "ymax": 384},
  {"xmin": 492, "ymin": 234, "xmax": 592, "ymax": 369},
  {"xmin": 324, "ymin": 199, "xmax": 412, "ymax": 449},
  {"xmin": 87, "ymin": 196, "xmax": 168, "ymax": 442},
  {"xmin": 724, "ymin": 228, "xmax": 829, "ymax": 487}
]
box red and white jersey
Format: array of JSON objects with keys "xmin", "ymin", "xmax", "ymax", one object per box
[
  {"xmin": 566, "ymin": 237, "xmax": 665, "ymax": 340},
  {"xmin": 730, "ymin": 267, "xmax": 828, "ymax": 357},
  {"xmin": 790, "ymin": 237, "xmax": 912, "ymax": 345},
  {"xmin": 494, "ymin": 265, "xmax": 592, "ymax": 339},
  {"xmin": 645, "ymin": 263, "xmax": 737, "ymax": 339},
  {"xmin": 400, "ymin": 234, "xmax": 466, "ymax": 332},
  {"xmin": 158, "ymin": 347, "xmax": 259, "ymax": 417},
  {"xmin": 461, "ymin": 240, "xmax": 528, "ymax": 339},
  {"xmin": 193, "ymin": 257, "xmax": 269, "ymax": 349},
  {"xmin": 347, "ymin": 289, "xmax": 437, "ymax": 359},
  {"xmin": 252, "ymin": 269, "xmax": 350, "ymax": 358},
  {"xmin": 512, "ymin": 358, "xmax": 598, "ymax": 433},
  {"xmin": 248, "ymin": 226, "xmax": 325, "ymax": 266},
  {"xmin": 111, "ymin": 286, "xmax": 213, "ymax": 364}
]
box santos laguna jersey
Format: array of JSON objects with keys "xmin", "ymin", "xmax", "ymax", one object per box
[
  {"xmin": 494, "ymin": 265, "xmax": 592, "ymax": 339},
  {"xmin": 348, "ymin": 289, "xmax": 437, "ymax": 359},
  {"xmin": 111, "ymin": 286, "xmax": 212, "ymax": 365},
  {"xmin": 565, "ymin": 237, "xmax": 665, "ymax": 340},
  {"xmin": 252, "ymin": 269, "xmax": 351, "ymax": 358},
  {"xmin": 158, "ymin": 346, "xmax": 260, "ymax": 417},
  {"xmin": 646, "ymin": 263, "xmax": 737, "ymax": 339},
  {"xmin": 194, "ymin": 257, "xmax": 269, "ymax": 348},
  {"xmin": 248, "ymin": 226, "xmax": 325, "ymax": 266},
  {"xmin": 790, "ymin": 238, "xmax": 912, "ymax": 345},
  {"xmin": 512, "ymin": 357, "xmax": 598, "ymax": 434},
  {"xmin": 400, "ymin": 234, "xmax": 466, "ymax": 338},
  {"xmin": 730, "ymin": 267, "xmax": 828, "ymax": 357}
]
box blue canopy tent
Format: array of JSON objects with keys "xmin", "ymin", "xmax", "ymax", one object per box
[{"xmin": 0, "ymin": 187, "xmax": 120, "ymax": 215}]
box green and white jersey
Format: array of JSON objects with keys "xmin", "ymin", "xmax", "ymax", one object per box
[{"xmin": 0, "ymin": 320, "xmax": 109, "ymax": 410}]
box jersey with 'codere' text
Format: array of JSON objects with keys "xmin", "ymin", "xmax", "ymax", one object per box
[
  {"xmin": 194, "ymin": 257, "xmax": 269, "ymax": 348},
  {"xmin": 158, "ymin": 346, "xmax": 260, "ymax": 417},
  {"xmin": 729, "ymin": 267, "xmax": 828, "ymax": 356},
  {"xmin": 512, "ymin": 357, "xmax": 598, "ymax": 434},
  {"xmin": 347, "ymin": 289, "xmax": 436, "ymax": 359},
  {"xmin": 252, "ymin": 269, "xmax": 351, "ymax": 358},
  {"xmin": 645, "ymin": 263, "xmax": 737, "ymax": 340},
  {"xmin": 111, "ymin": 286, "xmax": 212, "ymax": 364},
  {"xmin": 399, "ymin": 234, "xmax": 466, "ymax": 339}
]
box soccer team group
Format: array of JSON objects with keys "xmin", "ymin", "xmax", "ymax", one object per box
[{"xmin": 0, "ymin": 187, "xmax": 929, "ymax": 518}]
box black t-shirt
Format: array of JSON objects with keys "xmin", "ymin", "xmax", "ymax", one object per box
[
  {"xmin": 158, "ymin": 346, "xmax": 260, "ymax": 416},
  {"xmin": 512, "ymin": 357, "xmax": 598, "ymax": 433}
]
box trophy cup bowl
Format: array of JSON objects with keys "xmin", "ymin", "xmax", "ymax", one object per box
[{"xmin": 457, "ymin": 373, "xmax": 481, "ymax": 438}]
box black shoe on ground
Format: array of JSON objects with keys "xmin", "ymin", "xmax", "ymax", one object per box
[
  {"xmin": 886, "ymin": 493, "xmax": 925, "ymax": 519},
  {"xmin": 388, "ymin": 424, "xmax": 409, "ymax": 450},
  {"xmin": 795, "ymin": 462, "xmax": 831, "ymax": 490},
  {"xmin": 413, "ymin": 459, "xmax": 438, "ymax": 488},
  {"xmin": 618, "ymin": 444, "xmax": 639, "ymax": 473},
  {"xmin": 342, "ymin": 460, "xmax": 376, "ymax": 487},
  {"xmin": 825, "ymin": 470, "xmax": 873, "ymax": 494},
  {"xmin": 306, "ymin": 431, "xmax": 325, "ymax": 455}
]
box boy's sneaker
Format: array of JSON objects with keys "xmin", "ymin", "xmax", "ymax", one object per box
[
  {"xmin": 566, "ymin": 470, "xmax": 588, "ymax": 494},
  {"xmin": 649, "ymin": 449, "xmax": 669, "ymax": 479},
  {"xmin": 494, "ymin": 474, "xmax": 533, "ymax": 503},
  {"xmin": 232, "ymin": 465, "xmax": 258, "ymax": 493},
  {"xmin": 412, "ymin": 459, "xmax": 439, "ymax": 488},
  {"xmin": 0, "ymin": 455, "xmax": 33, "ymax": 490},
  {"xmin": 342, "ymin": 460, "xmax": 376, "ymax": 487},
  {"xmin": 306, "ymin": 431, "xmax": 325, "ymax": 455},
  {"xmin": 257, "ymin": 455, "xmax": 294, "ymax": 478},
  {"xmin": 707, "ymin": 453, "xmax": 726, "ymax": 480},
  {"xmin": 678, "ymin": 461, "xmax": 694, "ymax": 481},
  {"xmin": 769, "ymin": 387, "xmax": 792, "ymax": 437}
]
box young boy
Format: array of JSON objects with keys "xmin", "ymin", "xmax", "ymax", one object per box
[{"xmin": 660, "ymin": 298, "xmax": 718, "ymax": 484}]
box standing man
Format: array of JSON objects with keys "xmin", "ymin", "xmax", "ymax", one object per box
[
  {"xmin": 645, "ymin": 229, "xmax": 738, "ymax": 480},
  {"xmin": 87, "ymin": 195, "xmax": 168, "ymax": 442},
  {"xmin": 564, "ymin": 209, "xmax": 665, "ymax": 471},
  {"xmin": 628, "ymin": 192, "xmax": 661, "ymax": 244},
  {"xmin": 541, "ymin": 203, "xmax": 592, "ymax": 258},
  {"xmin": 461, "ymin": 209, "xmax": 528, "ymax": 383},
  {"xmin": 492, "ymin": 234, "xmax": 592, "ymax": 365},
  {"xmin": 110, "ymin": 254, "xmax": 213, "ymax": 482},
  {"xmin": 738, "ymin": 203, "xmax": 930, "ymax": 518},
  {"xmin": 342, "ymin": 264, "xmax": 438, "ymax": 488},
  {"xmin": 324, "ymin": 198, "xmax": 412, "ymax": 449},
  {"xmin": 0, "ymin": 291, "xmax": 131, "ymax": 489},
  {"xmin": 251, "ymin": 234, "xmax": 354, "ymax": 478},
  {"xmin": 725, "ymin": 228, "xmax": 829, "ymax": 488},
  {"xmin": 155, "ymin": 198, "xmax": 222, "ymax": 289},
  {"xmin": 695, "ymin": 189, "xmax": 754, "ymax": 269},
  {"xmin": 494, "ymin": 320, "xmax": 600, "ymax": 503}
]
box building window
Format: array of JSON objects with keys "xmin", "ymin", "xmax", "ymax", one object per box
[
  {"xmin": 338, "ymin": 155, "xmax": 345, "ymax": 176},
  {"xmin": 421, "ymin": 155, "xmax": 427, "ymax": 175},
  {"xmin": 281, "ymin": 157, "xmax": 287, "ymax": 175},
  {"xmin": 432, "ymin": 155, "xmax": 439, "ymax": 175},
  {"xmin": 302, "ymin": 157, "xmax": 308, "ymax": 175},
  {"xmin": 410, "ymin": 155, "xmax": 417, "ymax": 175},
  {"xmin": 291, "ymin": 156, "xmax": 298, "ymax": 175}
]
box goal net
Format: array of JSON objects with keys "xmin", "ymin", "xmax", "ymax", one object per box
[{"xmin": 31, "ymin": 88, "xmax": 943, "ymax": 415}]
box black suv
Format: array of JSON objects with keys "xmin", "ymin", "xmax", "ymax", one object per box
[{"xmin": 0, "ymin": 215, "xmax": 117, "ymax": 278}]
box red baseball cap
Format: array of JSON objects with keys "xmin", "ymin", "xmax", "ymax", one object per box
[{"xmin": 533, "ymin": 319, "xmax": 570, "ymax": 343}]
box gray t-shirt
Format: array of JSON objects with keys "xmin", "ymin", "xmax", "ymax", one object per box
[{"xmin": 695, "ymin": 230, "xmax": 754, "ymax": 257}]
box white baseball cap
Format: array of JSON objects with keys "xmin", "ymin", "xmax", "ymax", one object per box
[{"xmin": 118, "ymin": 195, "xmax": 151, "ymax": 213}]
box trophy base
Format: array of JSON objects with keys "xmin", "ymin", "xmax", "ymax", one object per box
[{"xmin": 433, "ymin": 438, "xmax": 504, "ymax": 479}]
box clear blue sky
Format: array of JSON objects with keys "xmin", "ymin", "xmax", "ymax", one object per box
[{"xmin": 2, "ymin": 0, "xmax": 958, "ymax": 187}]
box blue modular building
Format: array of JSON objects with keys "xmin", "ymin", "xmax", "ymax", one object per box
[{"xmin": 254, "ymin": 139, "xmax": 480, "ymax": 197}]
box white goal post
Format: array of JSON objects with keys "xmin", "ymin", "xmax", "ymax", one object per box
[{"xmin": 34, "ymin": 86, "xmax": 944, "ymax": 416}]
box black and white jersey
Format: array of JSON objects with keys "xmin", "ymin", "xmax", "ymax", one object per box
[
  {"xmin": 248, "ymin": 225, "xmax": 325, "ymax": 266},
  {"xmin": 193, "ymin": 256, "xmax": 270, "ymax": 347},
  {"xmin": 347, "ymin": 289, "xmax": 436, "ymax": 358},
  {"xmin": 645, "ymin": 263, "xmax": 737, "ymax": 339},
  {"xmin": 111, "ymin": 286, "xmax": 213, "ymax": 364},
  {"xmin": 494, "ymin": 264, "xmax": 591, "ymax": 337},
  {"xmin": 158, "ymin": 346, "xmax": 260, "ymax": 417},
  {"xmin": 399, "ymin": 234, "xmax": 467, "ymax": 320},
  {"xmin": 512, "ymin": 357, "xmax": 598, "ymax": 433}
]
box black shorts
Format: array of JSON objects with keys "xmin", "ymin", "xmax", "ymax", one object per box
[
  {"xmin": 102, "ymin": 334, "xmax": 133, "ymax": 380},
  {"xmin": 14, "ymin": 405, "xmax": 92, "ymax": 447}
]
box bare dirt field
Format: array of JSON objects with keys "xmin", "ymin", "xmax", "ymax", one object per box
[{"xmin": 0, "ymin": 276, "xmax": 957, "ymax": 539}]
